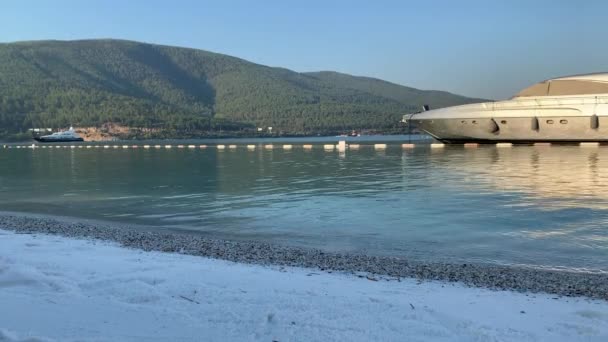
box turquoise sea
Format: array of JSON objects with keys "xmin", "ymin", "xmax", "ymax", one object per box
[{"xmin": 1, "ymin": 136, "xmax": 607, "ymax": 273}]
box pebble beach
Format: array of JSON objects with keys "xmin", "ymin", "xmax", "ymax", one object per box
[{"xmin": 1, "ymin": 212, "xmax": 606, "ymax": 300}]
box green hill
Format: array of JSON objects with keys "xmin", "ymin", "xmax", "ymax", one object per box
[{"xmin": 0, "ymin": 39, "xmax": 484, "ymax": 139}]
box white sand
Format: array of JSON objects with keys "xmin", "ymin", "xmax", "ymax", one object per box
[{"xmin": 1, "ymin": 229, "xmax": 607, "ymax": 342}]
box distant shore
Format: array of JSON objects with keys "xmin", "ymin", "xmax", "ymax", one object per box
[
  {"xmin": 1, "ymin": 212, "xmax": 606, "ymax": 300},
  {"xmin": 0, "ymin": 132, "xmax": 428, "ymax": 144}
]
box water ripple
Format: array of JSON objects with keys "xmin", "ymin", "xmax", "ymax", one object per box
[{"xmin": 0, "ymin": 144, "xmax": 607, "ymax": 271}]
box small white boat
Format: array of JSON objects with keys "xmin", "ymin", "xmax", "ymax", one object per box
[
  {"xmin": 404, "ymin": 73, "xmax": 608, "ymax": 143},
  {"xmin": 34, "ymin": 127, "xmax": 84, "ymax": 143}
]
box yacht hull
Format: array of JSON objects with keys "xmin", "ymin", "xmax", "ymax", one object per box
[{"xmin": 418, "ymin": 116, "xmax": 608, "ymax": 143}]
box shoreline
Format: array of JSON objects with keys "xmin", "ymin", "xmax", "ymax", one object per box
[
  {"xmin": 0, "ymin": 134, "xmax": 432, "ymax": 146},
  {"xmin": 3, "ymin": 229, "xmax": 606, "ymax": 341},
  {"xmin": 1, "ymin": 212, "xmax": 607, "ymax": 300}
]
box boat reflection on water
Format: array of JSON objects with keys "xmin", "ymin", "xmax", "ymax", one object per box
[{"xmin": 426, "ymin": 145, "xmax": 608, "ymax": 210}]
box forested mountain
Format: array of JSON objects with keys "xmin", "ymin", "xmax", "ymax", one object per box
[{"xmin": 0, "ymin": 39, "xmax": 484, "ymax": 139}]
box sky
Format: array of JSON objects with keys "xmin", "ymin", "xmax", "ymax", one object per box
[{"xmin": 1, "ymin": 0, "xmax": 607, "ymax": 99}]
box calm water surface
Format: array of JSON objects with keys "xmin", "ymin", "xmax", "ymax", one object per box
[{"xmin": 1, "ymin": 138, "xmax": 607, "ymax": 272}]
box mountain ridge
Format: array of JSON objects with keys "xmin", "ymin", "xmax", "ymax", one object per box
[{"xmin": 0, "ymin": 39, "xmax": 485, "ymax": 140}]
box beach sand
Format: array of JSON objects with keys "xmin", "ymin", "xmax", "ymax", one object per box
[{"xmin": 1, "ymin": 213, "xmax": 608, "ymax": 341}]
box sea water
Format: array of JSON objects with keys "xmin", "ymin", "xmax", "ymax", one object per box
[{"xmin": 1, "ymin": 138, "xmax": 607, "ymax": 272}]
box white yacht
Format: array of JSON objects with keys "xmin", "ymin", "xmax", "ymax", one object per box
[
  {"xmin": 34, "ymin": 127, "xmax": 84, "ymax": 143},
  {"xmin": 404, "ymin": 73, "xmax": 608, "ymax": 143}
]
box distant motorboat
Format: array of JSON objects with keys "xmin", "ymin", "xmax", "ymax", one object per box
[
  {"xmin": 34, "ymin": 127, "xmax": 84, "ymax": 143},
  {"xmin": 404, "ymin": 73, "xmax": 608, "ymax": 143},
  {"xmin": 336, "ymin": 130, "xmax": 361, "ymax": 137}
]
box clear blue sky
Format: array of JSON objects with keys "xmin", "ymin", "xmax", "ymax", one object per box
[{"xmin": 1, "ymin": 0, "xmax": 607, "ymax": 99}]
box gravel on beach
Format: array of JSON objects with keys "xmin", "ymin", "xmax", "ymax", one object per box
[{"xmin": 1, "ymin": 213, "xmax": 606, "ymax": 300}]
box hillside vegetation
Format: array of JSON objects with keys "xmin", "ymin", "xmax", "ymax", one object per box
[{"xmin": 0, "ymin": 39, "xmax": 483, "ymax": 139}]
